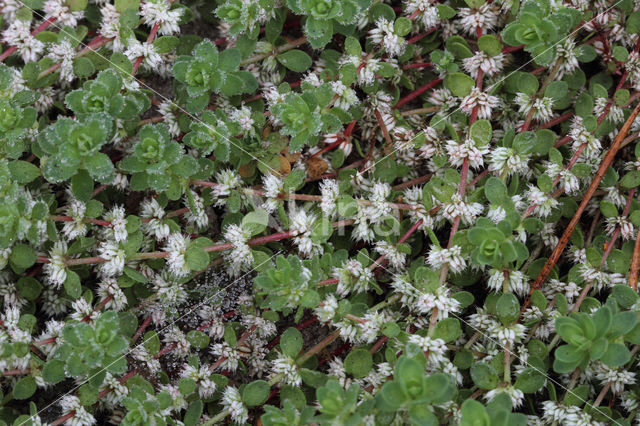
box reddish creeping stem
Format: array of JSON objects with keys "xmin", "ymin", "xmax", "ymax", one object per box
[{"xmin": 524, "ymin": 100, "xmax": 640, "ymax": 310}]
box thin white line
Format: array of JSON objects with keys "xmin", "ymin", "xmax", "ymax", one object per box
[
  {"xmin": 22, "ymin": 251, "xmax": 281, "ymax": 424},
  {"xmin": 362, "ymin": 0, "xmax": 628, "ymax": 175}
]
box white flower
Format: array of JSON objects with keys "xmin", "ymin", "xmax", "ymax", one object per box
[
  {"xmin": 486, "ymin": 269, "xmax": 529, "ymax": 297},
  {"xmin": 441, "ymin": 193, "xmax": 484, "ymax": 225},
  {"xmin": 44, "ymin": 0, "xmax": 83, "ymax": 26},
  {"xmin": 152, "ymin": 272, "xmax": 188, "ymax": 308},
  {"xmin": 140, "ymin": 0, "xmax": 183, "ymax": 35},
  {"xmin": 43, "ymin": 240, "xmax": 67, "ymax": 288},
  {"xmin": 570, "ymin": 116, "xmax": 601, "ymax": 159},
  {"xmin": 358, "ymin": 57, "xmax": 381, "ymax": 85},
  {"xmin": 270, "ymin": 354, "xmax": 302, "ymax": 386},
  {"xmin": 46, "ymin": 40, "xmax": 76, "ymax": 82},
  {"xmin": 605, "ymin": 216, "xmax": 635, "ymax": 240},
  {"xmin": 514, "ymin": 93, "xmax": 555, "ymax": 122},
  {"xmin": 211, "ymin": 341, "xmax": 241, "ymax": 372},
  {"xmin": 289, "ymin": 208, "xmax": 322, "ymax": 256},
  {"xmin": 181, "ymin": 364, "xmax": 217, "ymax": 398},
  {"xmin": 460, "ymin": 87, "xmax": 500, "ymax": 119},
  {"xmin": 330, "ymin": 80, "xmax": 359, "ymax": 109},
  {"xmin": 131, "ymin": 346, "xmax": 161, "ymax": 373},
  {"xmin": 97, "ymin": 278, "xmax": 127, "ymax": 311},
  {"xmin": 375, "ymin": 241, "xmax": 407, "ymax": 269},
  {"xmin": 359, "ymin": 311, "xmax": 388, "ymax": 344},
  {"xmin": 98, "ymin": 240, "xmax": 126, "ymax": 277},
  {"xmin": 62, "ymin": 199, "xmax": 87, "ymax": 240},
  {"xmin": 427, "ymin": 245, "xmax": 466, "ymax": 273},
  {"xmin": 413, "ymin": 285, "xmax": 461, "ymax": 319},
  {"xmin": 221, "ymin": 387, "xmax": 249, "ymax": 424},
  {"xmin": 99, "ymin": 4, "xmax": 124, "ymax": 51},
  {"xmin": 368, "ymin": 18, "xmax": 406, "ymax": 57},
  {"xmin": 405, "ymin": 0, "xmax": 440, "ymax": 28},
  {"xmin": 124, "ymin": 38, "xmax": 162, "ymax": 70},
  {"xmin": 229, "ymin": 106, "xmax": 255, "ymax": 135},
  {"xmin": 595, "ymin": 364, "xmax": 636, "ymax": 395},
  {"xmin": 485, "ymin": 385, "xmax": 524, "ymax": 409},
  {"xmin": 407, "ymin": 335, "xmax": 447, "ymax": 362},
  {"xmin": 489, "ymin": 147, "xmax": 530, "ymax": 176},
  {"xmin": 541, "ymin": 401, "xmax": 580, "ymax": 425},
  {"xmin": 316, "ymin": 294, "xmax": 338, "ymax": 322},
  {"xmin": 555, "ymin": 38, "xmax": 579, "ymax": 78},
  {"xmin": 184, "ymin": 190, "xmax": 208, "ymax": 229},
  {"xmin": 157, "ymin": 100, "xmax": 180, "ymax": 136},
  {"xmin": 319, "ymin": 179, "xmax": 340, "ymax": 218},
  {"xmin": 163, "ymin": 233, "xmax": 191, "ymax": 277},
  {"xmin": 525, "ymin": 185, "xmax": 559, "ymax": 217},
  {"xmin": 60, "ymin": 395, "xmax": 95, "ymax": 425},
  {"xmin": 446, "ymin": 138, "xmax": 490, "ymax": 170},
  {"xmin": 463, "ymin": 51, "xmax": 504, "ymax": 76},
  {"xmin": 223, "ymin": 224, "xmax": 253, "ymax": 275},
  {"xmin": 594, "ymin": 96, "xmax": 624, "ymax": 124},
  {"xmin": 489, "ymin": 322, "xmax": 526, "ymax": 346},
  {"xmin": 212, "ymin": 169, "xmax": 242, "ymax": 205},
  {"xmin": 141, "ymin": 198, "xmax": 170, "ymax": 241},
  {"xmin": 261, "ymin": 173, "xmax": 283, "ymax": 213},
  {"xmin": 104, "ymin": 205, "xmax": 128, "ymax": 243},
  {"xmin": 333, "ymin": 259, "xmax": 375, "ymax": 296}
]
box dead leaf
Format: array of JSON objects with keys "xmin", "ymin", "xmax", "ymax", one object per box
[
  {"xmin": 278, "ymin": 155, "xmax": 291, "ymax": 175},
  {"xmin": 239, "ymin": 163, "xmax": 255, "ymax": 178},
  {"xmin": 306, "ymin": 157, "xmax": 328, "ymax": 179},
  {"xmin": 282, "ymin": 147, "xmax": 301, "ymax": 164}
]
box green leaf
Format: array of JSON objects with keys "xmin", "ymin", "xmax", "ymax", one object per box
[
  {"xmin": 8, "ymin": 160, "xmax": 40, "ymax": 184},
  {"xmin": 16, "ymin": 277, "xmax": 42, "ymax": 301},
  {"xmin": 280, "ymin": 327, "xmax": 303, "ymax": 358},
  {"xmin": 64, "ymin": 270, "xmax": 81, "ymax": 299},
  {"xmin": 178, "ymin": 377, "xmax": 197, "ymax": 395},
  {"xmin": 460, "ymin": 400, "xmax": 490, "ymax": 426},
  {"xmin": 599, "ymin": 200, "xmax": 618, "ymax": 218},
  {"xmin": 185, "ymin": 245, "xmax": 209, "ymax": 271},
  {"xmin": 10, "ymin": 244, "xmax": 36, "ymax": 269},
  {"xmin": 611, "ymin": 285, "xmax": 639, "ymax": 309},
  {"xmin": 219, "ymin": 48, "xmax": 241, "ymax": 71},
  {"xmin": 496, "ymin": 293, "xmax": 519, "ymax": 324},
  {"xmin": 283, "ymin": 169, "xmax": 305, "ymax": 191},
  {"xmin": 183, "ymin": 401, "xmax": 203, "ymax": 426},
  {"xmin": 444, "ymin": 72, "xmax": 475, "ymax": 97},
  {"xmin": 242, "ymin": 380, "xmax": 270, "ymax": 407},
  {"xmin": 514, "ymin": 368, "xmax": 545, "ymax": 393},
  {"xmin": 73, "ymin": 57, "xmax": 95, "ymax": 78},
  {"xmin": 344, "ymin": 348, "xmax": 372, "ymax": 379},
  {"xmin": 470, "ymin": 363, "xmax": 499, "ymax": 389},
  {"xmin": 115, "ymin": 0, "xmax": 139, "ymax": 12},
  {"xmin": 600, "ymin": 342, "xmax": 631, "ymax": 367},
  {"xmin": 71, "ymin": 170, "xmax": 94, "ymax": 202},
  {"xmin": 242, "ymin": 209, "xmax": 269, "ymax": 236},
  {"xmin": 478, "ymin": 34, "xmax": 502, "ymax": 56},
  {"xmin": 484, "ymin": 177, "xmax": 508, "ymax": 204},
  {"xmin": 433, "ymin": 317, "xmax": 461, "ymax": 343},
  {"xmin": 627, "ymin": 11, "xmax": 640, "ymax": 34},
  {"xmin": 337, "ymin": 195, "xmax": 358, "ymax": 217},
  {"xmin": 393, "ymin": 17, "xmax": 412, "ymax": 37},
  {"xmin": 42, "ymin": 359, "xmax": 66, "ymax": 383},
  {"xmin": 277, "ymin": 50, "xmax": 312, "ymax": 72},
  {"xmin": 154, "ymin": 36, "xmax": 179, "ymax": 54},
  {"xmin": 469, "ymin": 119, "xmax": 492, "ymax": 146},
  {"xmin": 620, "ymin": 170, "xmax": 640, "ymax": 188},
  {"xmin": 13, "ymin": 377, "xmax": 36, "ymax": 400}
]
